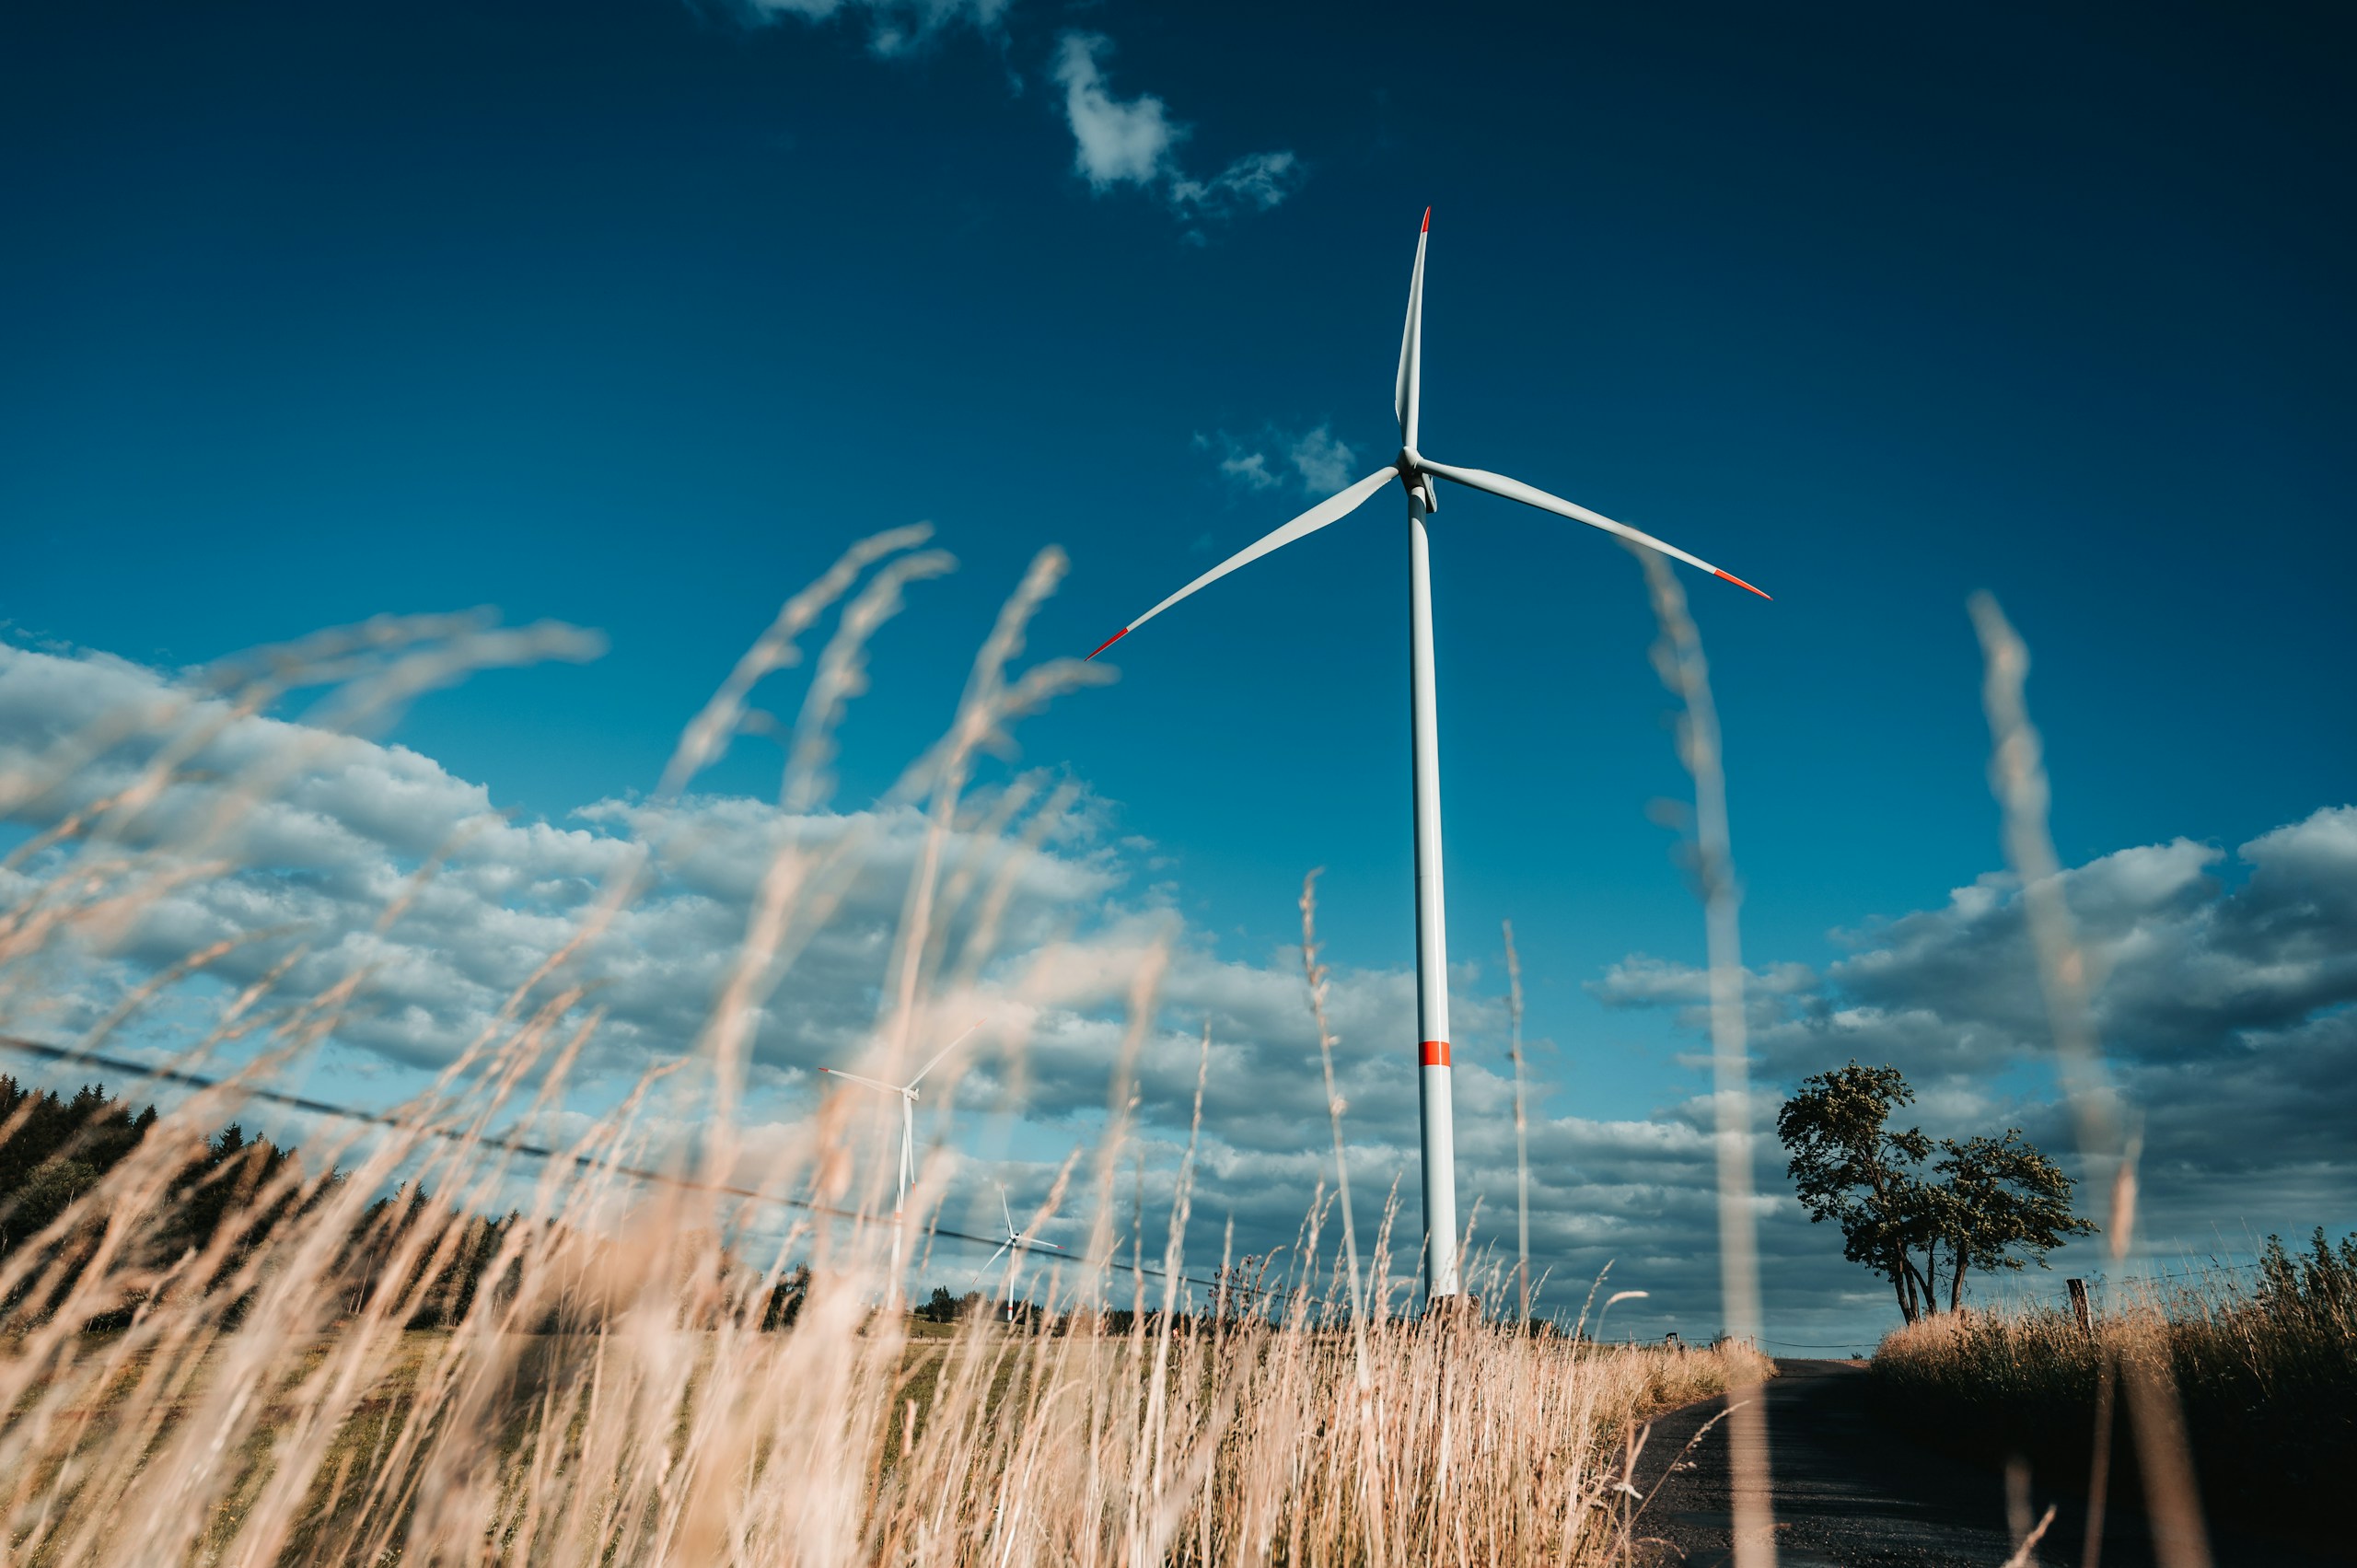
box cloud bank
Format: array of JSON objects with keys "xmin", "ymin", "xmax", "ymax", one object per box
[
  {"xmin": 1598, "ymin": 811, "xmax": 2357, "ymax": 1280},
  {"xmin": 3, "ymin": 638, "xmax": 2349, "ymax": 1342},
  {"xmin": 0, "ymin": 638, "xmax": 1719, "ymax": 1322}
]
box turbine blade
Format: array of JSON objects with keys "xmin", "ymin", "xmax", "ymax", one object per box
[
  {"xmin": 819, "ymin": 1067, "xmax": 904, "ymax": 1097},
  {"xmin": 1395, "ymin": 207, "xmax": 1430, "ymax": 448},
  {"xmin": 1419, "ymin": 458, "xmax": 1772, "ymax": 599},
  {"xmin": 1000, "ymin": 1183, "xmax": 1016, "ymax": 1236},
  {"xmin": 1086, "ymin": 464, "xmax": 1400, "ymax": 658},
  {"xmin": 904, "ymin": 1021, "xmax": 980, "ymax": 1091},
  {"xmin": 972, "ymin": 1240, "xmax": 1012, "ymax": 1283}
]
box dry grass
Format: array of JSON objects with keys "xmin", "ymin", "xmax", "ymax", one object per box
[
  {"xmin": 0, "ymin": 1299, "xmax": 1765, "ymax": 1567},
  {"xmin": 1632, "ymin": 547, "xmax": 1776, "ymax": 1568},
  {"xmin": 0, "ymin": 1221, "xmax": 1773, "ymax": 1567},
  {"xmin": 1872, "ymin": 1243, "xmax": 2357, "ymax": 1547},
  {"xmin": 1970, "ymin": 592, "xmax": 2243, "ymax": 1568},
  {"xmin": 0, "ymin": 532, "xmax": 1773, "ymax": 1565}
]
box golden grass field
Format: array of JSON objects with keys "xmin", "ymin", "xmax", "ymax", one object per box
[{"xmin": 0, "ymin": 1307, "xmax": 1768, "ymax": 1564}]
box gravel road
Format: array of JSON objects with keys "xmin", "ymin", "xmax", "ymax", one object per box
[{"xmin": 1624, "ymin": 1358, "xmax": 2342, "ymax": 1567}]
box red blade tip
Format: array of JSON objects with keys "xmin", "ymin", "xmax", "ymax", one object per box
[
  {"xmin": 1421, "ymin": 205, "xmax": 1431, "ymax": 233},
  {"xmin": 1713, "ymin": 568, "xmax": 1772, "ymax": 600},
  {"xmin": 1086, "ymin": 626, "xmax": 1131, "ymax": 660}
]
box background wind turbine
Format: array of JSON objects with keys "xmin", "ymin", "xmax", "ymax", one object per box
[
  {"xmin": 1087, "ymin": 209, "xmax": 1771, "ymax": 1306},
  {"xmin": 972, "ymin": 1182, "xmax": 1062, "ymax": 1320},
  {"xmin": 820, "ymin": 1022, "xmax": 979, "ymax": 1214}
]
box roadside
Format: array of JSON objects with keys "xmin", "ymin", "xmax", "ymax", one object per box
[{"xmin": 1625, "ymin": 1358, "xmax": 2342, "ymax": 1566}]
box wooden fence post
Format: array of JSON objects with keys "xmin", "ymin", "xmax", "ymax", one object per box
[{"xmin": 2066, "ymin": 1277, "xmax": 2093, "ymax": 1339}]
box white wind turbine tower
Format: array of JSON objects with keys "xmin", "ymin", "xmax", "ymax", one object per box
[
  {"xmin": 973, "ymin": 1182, "xmax": 1062, "ymax": 1321},
  {"xmin": 1086, "ymin": 210, "xmax": 1771, "ymax": 1305},
  {"xmin": 820, "ymin": 1023, "xmax": 980, "ymax": 1215}
]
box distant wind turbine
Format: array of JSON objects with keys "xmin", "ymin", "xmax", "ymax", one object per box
[
  {"xmin": 973, "ymin": 1182, "xmax": 1062, "ymax": 1320},
  {"xmin": 1086, "ymin": 210, "xmax": 1771, "ymax": 1305},
  {"xmin": 820, "ymin": 1022, "xmax": 980, "ymax": 1214}
]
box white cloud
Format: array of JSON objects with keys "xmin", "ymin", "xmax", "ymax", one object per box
[
  {"xmin": 1170, "ymin": 150, "xmax": 1302, "ymax": 216},
  {"xmin": 1200, "ymin": 424, "xmax": 1358, "ymax": 500},
  {"xmin": 0, "ymin": 640, "xmax": 1115, "ymax": 1080},
  {"xmin": 1053, "ymin": 33, "xmax": 1183, "ymax": 191},
  {"xmin": 1195, "ymin": 431, "xmax": 1276, "ymax": 492},
  {"xmin": 1219, "ymin": 448, "xmax": 1279, "ymax": 491},
  {"xmin": 733, "ymin": 0, "xmax": 1010, "ymax": 56},
  {"xmin": 1285, "ymin": 425, "xmax": 1356, "ymax": 493},
  {"xmin": 1051, "ymin": 34, "xmax": 1305, "ymax": 222}
]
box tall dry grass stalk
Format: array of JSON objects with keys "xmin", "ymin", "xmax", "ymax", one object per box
[
  {"xmin": 1503, "ymin": 920, "xmax": 1530, "ymax": 1330},
  {"xmin": 1968, "ymin": 593, "xmax": 2212, "ymax": 1568},
  {"xmin": 0, "ymin": 534, "xmax": 1760, "ymax": 1564},
  {"xmin": 1297, "ymin": 871, "xmax": 1369, "ymax": 1365},
  {"xmin": 1634, "ymin": 550, "xmax": 1777, "ymax": 1568}
]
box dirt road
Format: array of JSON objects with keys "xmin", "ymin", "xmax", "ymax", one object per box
[{"xmin": 1626, "ymin": 1358, "xmax": 2340, "ymax": 1567}]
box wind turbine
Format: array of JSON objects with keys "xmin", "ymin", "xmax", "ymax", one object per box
[
  {"xmin": 1086, "ymin": 210, "xmax": 1771, "ymax": 1305},
  {"xmin": 972, "ymin": 1182, "xmax": 1062, "ymax": 1321},
  {"xmin": 820, "ymin": 1022, "xmax": 979, "ymax": 1214}
]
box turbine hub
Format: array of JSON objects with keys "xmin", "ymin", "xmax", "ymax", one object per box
[{"xmin": 1399, "ymin": 449, "xmax": 1436, "ymax": 511}]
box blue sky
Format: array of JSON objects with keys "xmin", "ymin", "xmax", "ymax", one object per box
[{"xmin": 2, "ymin": 0, "xmax": 2351, "ymax": 1344}]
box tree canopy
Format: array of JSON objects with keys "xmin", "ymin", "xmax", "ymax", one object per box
[{"xmin": 1775, "ymin": 1062, "xmax": 2095, "ymax": 1321}]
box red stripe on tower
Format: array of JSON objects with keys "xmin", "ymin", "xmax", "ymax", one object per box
[{"xmin": 1420, "ymin": 1040, "xmax": 1451, "ymax": 1067}]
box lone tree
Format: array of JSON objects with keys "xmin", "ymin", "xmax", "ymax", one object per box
[{"xmin": 1775, "ymin": 1063, "xmax": 2095, "ymax": 1322}]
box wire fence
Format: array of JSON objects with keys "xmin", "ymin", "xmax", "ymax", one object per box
[{"xmin": 1991, "ymin": 1260, "xmax": 2272, "ymax": 1314}]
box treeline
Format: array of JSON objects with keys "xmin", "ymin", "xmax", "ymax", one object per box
[
  {"xmin": 0, "ymin": 1077, "xmax": 316, "ymax": 1327},
  {"xmin": 0, "ymin": 1077, "xmax": 528, "ymax": 1331},
  {"xmin": 1871, "ymin": 1227, "xmax": 2357, "ymax": 1550}
]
